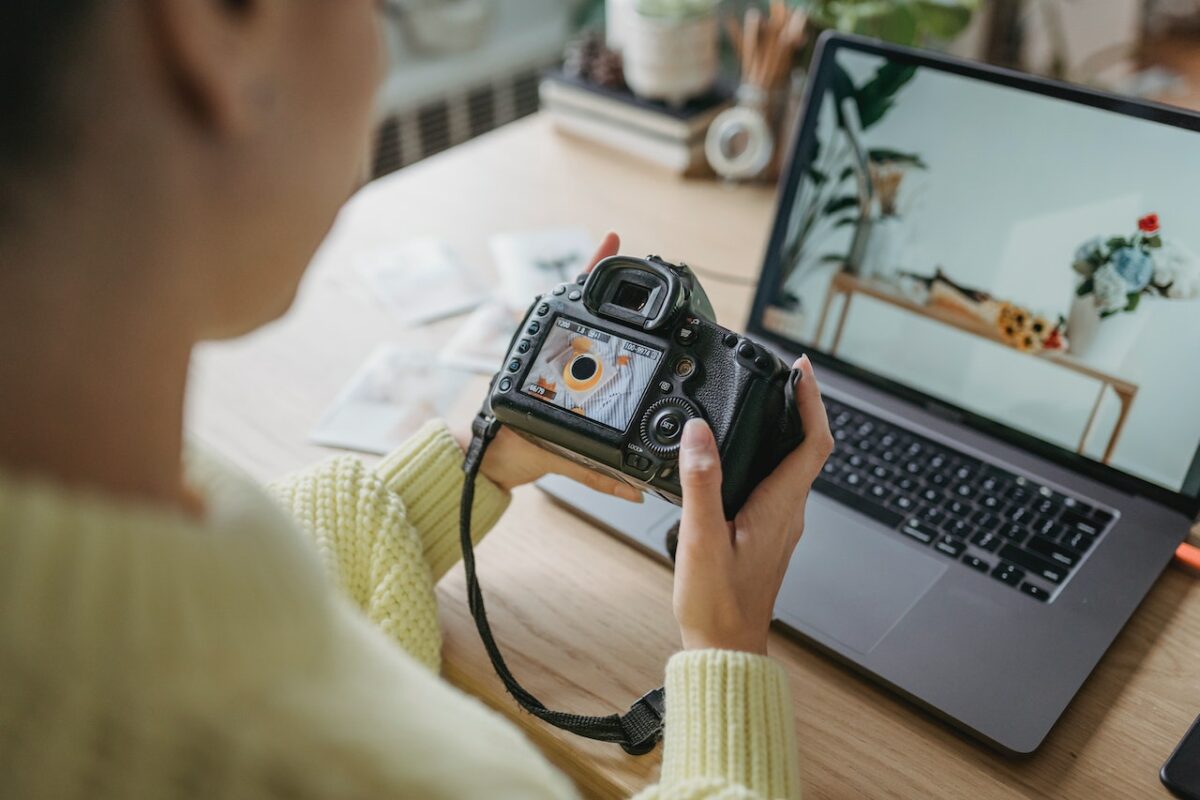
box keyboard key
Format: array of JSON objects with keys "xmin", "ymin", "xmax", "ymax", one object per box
[
  {"xmin": 867, "ymin": 483, "xmax": 890, "ymax": 502},
  {"xmin": 1063, "ymin": 530, "xmax": 1095, "ymax": 554},
  {"xmin": 1006, "ymin": 486, "xmax": 1032, "ymax": 504},
  {"xmin": 929, "ymin": 472, "xmax": 950, "ymax": 487},
  {"xmin": 1061, "ymin": 509, "xmax": 1103, "ymax": 537},
  {"xmin": 870, "ymin": 464, "xmax": 892, "ymax": 480},
  {"xmin": 813, "ymin": 478, "xmax": 906, "ymax": 528},
  {"xmin": 943, "ymin": 517, "xmax": 972, "ymax": 537},
  {"xmin": 972, "ymin": 531, "xmax": 1002, "ymax": 552},
  {"xmin": 1091, "ymin": 508, "xmax": 1115, "ymax": 526},
  {"xmin": 997, "ymin": 523, "xmax": 1029, "ymax": 544},
  {"xmin": 1032, "ymin": 517, "xmax": 1059, "ymax": 539},
  {"xmin": 896, "ymin": 476, "xmax": 918, "ymax": 493},
  {"xmin": 921, "ymin": 506, "xmax": 946, "ymax": 525},
  {"xmin": 952, "ymin": 482, "xmax": 974, "ymax": 498},
  {"xmin": 1009, "ymin": 506, "xmax": 1033, "ymax": 524},
  {"xmin": 992, "ymin": 562, "xmax": 1025, "ymax": 586},
  {"xmin": 891, "ymin": 495, "xmax": 916, "ymax": 512},
  {"xmin": 1027, "ymin": 536, "xmax": 1080, "ymax": 567},
  {"xmin": 848, "ymin": 453, "xmax": 866, "ymax": 469},
  {"xmin": 1020, "ymin": 582, "xmax": 1050, "ymax": 602},
  {"xmin": 920, "ymin": 487, "xmax": 941, "ymax": 504},
  {"xmin": 928, "ymin": 454, "xmax": 948, "ymax": 470},
  {"xmin": 935, "ymin": 537, "xmax": 967, "ymax": 558},
  {"xmin": 843, "ymin": 471, "xmax": 864, "ymax": 489},
  {"xmin": 962, "ymin": 554, "xmax": 991, "ymax": 572},
  {"xmin": 998, "ymin": 544, "xmax": 1067, "ymax": 583},
  {"xmin": 979, "ymin": 494, "xmax": 1003, "ymax": 510},
  {"xmin": 944, "ymin": 498, "xmax": 971, "ymax": 517},
  {"xmin": 971, "ymin": 510, "xmax": 999, "ymax": 527},
  {"xmin": 1032, "ymin": 497, "xmax": 1059, "ymax": 516},
  {"xmin": 901, "ymin": 519, "xmax": 939, "ymax": 544}
]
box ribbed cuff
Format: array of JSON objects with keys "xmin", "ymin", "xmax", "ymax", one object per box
[
  {"xmin": 375, "ymin": 420, "xmax": 510, "ymax": 582},
  {"xmin": 660, "ymin": 650, "xmax": 801, "ymax": 800}
]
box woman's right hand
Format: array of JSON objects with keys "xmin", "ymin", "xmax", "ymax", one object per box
[{"xmin": 671, "ymin": 355, "xmax": 834, "ymax": 655}]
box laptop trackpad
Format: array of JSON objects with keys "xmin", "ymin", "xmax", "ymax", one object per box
[{"xmin": 775, "ymin": 499, "xmax": 947, "ymax": 655}]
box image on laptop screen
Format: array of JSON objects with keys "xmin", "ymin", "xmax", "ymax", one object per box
[{"xmin": 761, "ymin": 46, "xmax": 1200, "ymax": 496}]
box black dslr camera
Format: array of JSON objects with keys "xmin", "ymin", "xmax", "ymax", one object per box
[{"xmin": 488, "ymin": 255, "xmax": 804, "ymax": 516}]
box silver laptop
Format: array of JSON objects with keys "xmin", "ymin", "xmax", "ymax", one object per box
[{"xmin": 540, "ymin": 34, "xmax": 1200, "ymax": 754}]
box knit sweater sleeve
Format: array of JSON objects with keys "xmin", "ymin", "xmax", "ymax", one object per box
[
  {"xmin": 268, "ymin": 420, "xmax": 509, "ymax": 669},
  {"xmin": 633, "ymin": 650, "xmax": 802, "ymax": 800}
]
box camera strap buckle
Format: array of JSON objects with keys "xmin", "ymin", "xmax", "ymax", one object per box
[{"xmin": 459, "ymin": 404, "xmax": 665, "ymax": 756}]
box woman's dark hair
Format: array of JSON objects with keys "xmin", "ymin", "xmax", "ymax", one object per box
[{"xmin": 1, "ymin": 1, "xmax": 100, "ymax": 172}]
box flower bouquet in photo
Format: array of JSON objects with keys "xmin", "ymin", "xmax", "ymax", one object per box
[{"xmin": 1068, "ymin": 213, "xmax": 1200, "ymax": 364}]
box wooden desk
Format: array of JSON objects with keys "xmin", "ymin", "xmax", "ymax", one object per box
[
  {"xmin": 189, "ymin": 114, "xmax": 1200, "ymax": 799},
  {"xmin": 812, "ymin": 271, "xmax": 1140, "ymax": 464}
]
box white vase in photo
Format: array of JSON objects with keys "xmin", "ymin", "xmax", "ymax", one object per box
[
  {"xmin": 858, "ymin": 216, "xmax": 908, "ymax": 283},
  {"xmin": 1066, "ymin": 293, "xmax": 1148, "ymax": 370}
]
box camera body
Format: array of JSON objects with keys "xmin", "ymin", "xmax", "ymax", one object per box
[{"xmin": 487, "ymin": 255, "xmax": 804, "ymax": 516}]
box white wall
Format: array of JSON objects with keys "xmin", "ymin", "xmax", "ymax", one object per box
[{"xmin": 776, "ymin": 50, "xmax": 1200, "ymax": 492}]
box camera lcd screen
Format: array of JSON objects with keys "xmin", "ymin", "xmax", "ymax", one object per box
[{"xmin": 522, "ymin": 316, "xmax": 663, "ymax": 431}]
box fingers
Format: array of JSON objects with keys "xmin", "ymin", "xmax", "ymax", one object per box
[
  {"xmin": 677, "ymin": 419, "xmax": 729, "ymax": 544},
  {"xmin": 744, "ymin": 355, "xmax": 834, "ymax": 520},
  {"xmin": 584, "ymin": 231, "xmax": 620, "ymax": 273},
  {"xmin": 557, "ymin": 456, "xmax": 644, "ymax": 503}
]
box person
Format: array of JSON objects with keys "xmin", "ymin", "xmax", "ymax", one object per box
[{"xmin": 0, "ymin": 2, "xmax": 835, "ymax": 798}]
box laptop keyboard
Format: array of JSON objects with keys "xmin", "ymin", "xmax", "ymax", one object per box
[{"xmin": 813, "ymin": 397, "xmax": 1117, "ymax": 602}]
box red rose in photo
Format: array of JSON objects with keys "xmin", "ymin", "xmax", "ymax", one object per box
[{"xmin": 1138, "ymin": 213, "xmax": 1160, "ymax": 234}]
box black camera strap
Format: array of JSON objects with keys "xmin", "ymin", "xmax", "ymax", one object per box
[{"xmin": 459, "ymin": 412, "xmax": 666, "ymax": 756}]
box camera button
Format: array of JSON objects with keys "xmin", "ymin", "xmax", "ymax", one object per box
[
  {"xmin": 658, "ymin": 465, "xmax": 676, "ymax": 481},
  {"xmin": 516, "ymin": 339, "xmax": 531, "ymax": 354},
  {"xmin": 526, "ymin": 321, "xmax": 541, "ymax": 335},
  {"xmin": 657, "ymin": 380, "xmax": 672, "ymax": 394},
  {"xmin": 568, "ymin": 290, "xmax": 582, "ymax": 301},
  {"xmin": 722, "ymin": 333, "xmax": 739, "ymax": 348},
  {"xmin": 673, "ymin": 358, "xmax": 696, "ymax": 379},
  {"xmin": 755, "ymin": 355, "xmax": 772, "ymax": 370},
  {"xmin": 737, "ymin": 342, "xmax": 756, "ymax": 360},
  {"xmin": 552, "ymin": 285, "xmax": 566, "ymax": 296},
  {"xmin": 536, "ymin": 303, "xmax": 550, "ymax": 316},
  {"xmin": 506, "ymin": 359, "xmax": 522, "ymax": 373},
  {"xmin": 655, "ymin": 413, "xmax": 684, "ymax": 441},
  {"xmin": 498, "ymin": 377, "xmax": 513, "ymax": 392},
  {"xmin": 675, "ymin": 326, "xmax": 697, "ymax": 346}
]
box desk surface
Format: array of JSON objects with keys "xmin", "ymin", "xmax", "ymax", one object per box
[{"xmin": 189, "ymin": 114, "xmax": 1200, "ymax": 799}]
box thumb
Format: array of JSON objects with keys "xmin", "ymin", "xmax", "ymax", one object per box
[{"xmin": 677, "ymin": 420, "xmax": 728, "ymax": 540}]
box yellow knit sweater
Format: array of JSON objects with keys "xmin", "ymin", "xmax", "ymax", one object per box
[{"xmin": 0, "ymin": 421, "xmax": 801, "ymax": 799}]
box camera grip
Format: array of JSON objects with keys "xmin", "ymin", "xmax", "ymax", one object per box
[{"xmin": 718, "ymin": 366, "xmax": 806, "ymax": 518}]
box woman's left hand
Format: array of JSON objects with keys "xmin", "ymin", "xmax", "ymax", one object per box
[{"xmin": 456, "ymin": 232, "xmax": 643, "ymax": 502}]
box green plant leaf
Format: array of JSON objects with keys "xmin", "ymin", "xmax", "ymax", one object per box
[
  {"xmin": 855, "ymin": 63, "xmax": 919, "ymax": 129},
  {"xmin": 1075, "ymin": 277, "xmax": 1095, "ymax": 297},
  {"xmin": 1145, "ymin": 235, "xmax": 1163, "ymax": 248},
  {"xmin": 839, "ymin": 165, "xmax": 857, "ymax": 182},
  {"xmin": 1106, "ymin": 236, "xmax": 1129, "ymax": 251},
  {"xmin": 911, "ymin": 0, "xmax": 978, "ymax": 40},
  {"xmin": 808, "ymin": 167, "xmax": 829, "ymax": 186},
  {"xmin": 824, "ymin": 195, "xmax": 861, "ymax": 215},
  {"xmin": 868, "ymin": 148, "xmax": 928, "ymax": 168},
  {"xmin": 820, "ymin": 253, "xmax": 849, "ymax": 263},
  {"xmin": 1125, "ymin": 292, "xmax": 1142, "ymax": 312}
]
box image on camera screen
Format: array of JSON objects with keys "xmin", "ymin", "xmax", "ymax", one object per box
[{"xmin": 522, "ymin": 316, "xmax": 663, "ymax": 431}]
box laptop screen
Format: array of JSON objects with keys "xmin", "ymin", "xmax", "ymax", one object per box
[{"xmin": 753, "ymin": 37, "xmax": 1200, "ymax": 505}]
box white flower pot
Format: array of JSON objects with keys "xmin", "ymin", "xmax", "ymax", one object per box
[
  {"xmin": 1066, "ymin": 292, "xmax": 1148, "ymax": 369},
  {"xmin": 623, "ymin": 11, "xmax": 718, "ymax": 106}
]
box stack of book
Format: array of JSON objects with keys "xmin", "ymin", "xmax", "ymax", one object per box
[{"xmin": 539, "ymin": 70, "xmax": 733, "ymax": 175}]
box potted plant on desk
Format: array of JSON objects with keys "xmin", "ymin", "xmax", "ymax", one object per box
[{"xmin": 1068, "ymin": 213, "xmax": 1200, "ymax": 366}]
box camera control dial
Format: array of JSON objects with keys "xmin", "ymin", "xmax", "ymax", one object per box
[{"xmin": 639, "ymin": 398, "xmax": 700, "ymax": 456}]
